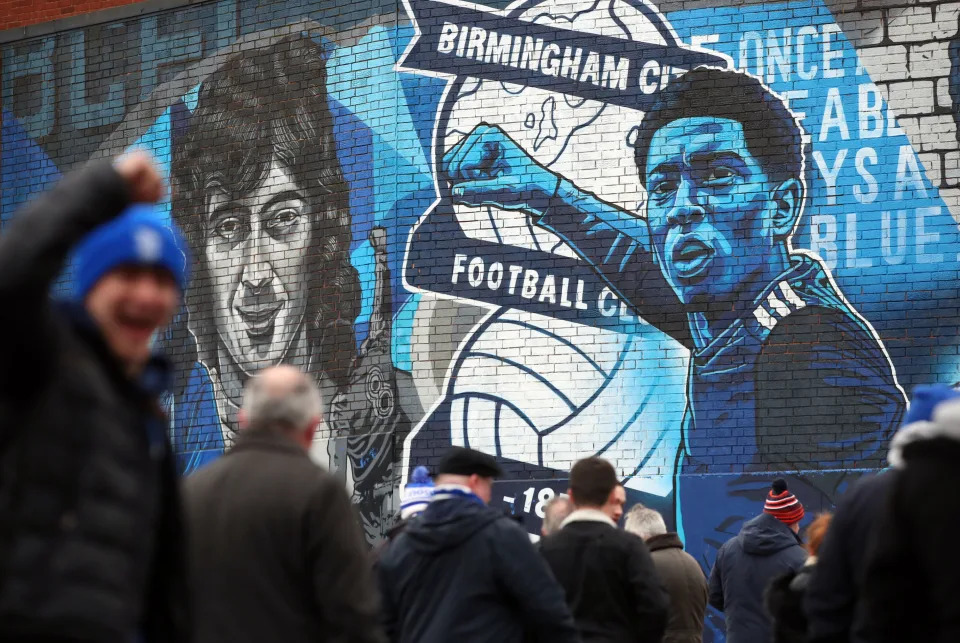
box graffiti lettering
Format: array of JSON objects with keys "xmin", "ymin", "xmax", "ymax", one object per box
[
  {"xmin": 735, "ymin": 23, "xmax": 847, "ymax": 83},
  {"xmin": 434, "ymin": 22, "xmax": 630, "ymax": 90},
  {"xmin": 451, "ymin": 253, "xmax": 589, "ymax": 309}
]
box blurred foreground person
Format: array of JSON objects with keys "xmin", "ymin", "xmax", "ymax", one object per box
[
  {"xmin": 860, "ymin": 384, "xmax": 960, "ymax": 643},
  {"xmin": 378, "ymin": 447, "xmax": 579, "ymax": 643},
  {"xmin": 709, "ymin": 479, "xmax": 807, "ymax": 643},
  {"xmin": 0, "ymin": 153, "xmax": 190, "ymax": 642},
  {"xmin": 540, "ymin": 458, "xmax": 668, "ymax": 643},
  {"xmin": 625, "ymin": 505, "xmax": 707, "ymax": 643},
  {"xmin": 766, "ymin": 513, "xmax": 833, "ymax": 643},
  {"xmin": 803, "ymin": 473, "xmax": 893, "ymax": 643},
  {"xmin": 542, "ymin": 495, "xmax": 574, "ymax": 538},
  {"xmin": 183, "ymin": 365, "xmax": 383, "ymax": 643},
  {"xmin": 603, "ymin": 484, "xmax": 627, "ymax": 524}
]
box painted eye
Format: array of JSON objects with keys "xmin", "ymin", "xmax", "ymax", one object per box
[
  {"xmin": 650, "ymin": 180, "xmax": 677, "ymax": 197},
  {"xmin": 268, "ymin": 208, "xmax": 302, "ymax": 231},
  {"xmin": 705, "ymin": 167, "xmax": 736, "ymax": 183},
  {"xmin": 214, "ymin": 216, "xmax": 243, "ymax": 242}
]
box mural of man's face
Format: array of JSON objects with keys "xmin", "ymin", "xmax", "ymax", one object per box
[
  {"xmin": 644, "ymin": 117, "xmax": 783, "ymax": 309},
  {"xmin": 204, "ymin": 160, "xmax": 313, "ymax": 375}
]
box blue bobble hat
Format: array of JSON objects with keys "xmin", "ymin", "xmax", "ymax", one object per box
[
  {"xmin": 400, "ymin": 466, "xmax": 435, "ymax": 519},
  {"xmin": 72, "ymin": 204, "xmax": 190, "ymax": 300},
  {"xmin": 889, "ymin": 384, "xmax": 960, "ymax": 468}
]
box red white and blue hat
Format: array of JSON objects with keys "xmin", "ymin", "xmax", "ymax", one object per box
[{"xmin": 763, "ymin": 479, "xmax": 805, "ymax": 525}]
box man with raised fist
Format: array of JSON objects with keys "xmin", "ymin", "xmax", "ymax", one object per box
[{"xmin": 0, "ymin": 152, "xmax": 191, "ymax": 642}]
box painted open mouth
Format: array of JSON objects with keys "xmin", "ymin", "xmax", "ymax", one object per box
[
  {"xmin": 236, "ymin": 302, "xmax": 282, "ymax": 337},
  {"xmin": 671, "ymin": 237, "xmax": 714, "ymax": 279}
]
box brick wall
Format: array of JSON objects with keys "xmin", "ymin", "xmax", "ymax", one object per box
[
  {"xmin": 2, "ymin": 0, "xmax": 957, "ymax": 638},
  {"xmin": 0, "ymin": 0, "xmax": 143, "ymax": 31}
]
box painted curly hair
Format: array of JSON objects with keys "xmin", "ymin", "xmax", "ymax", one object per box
[{"xmin": 171, "ymin": 35, "xmax": 359, "ymax": 386}]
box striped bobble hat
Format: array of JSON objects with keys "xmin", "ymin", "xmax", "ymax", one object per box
[
  {"xmin": 400, "ymin": 466, "xmax": 434, "ymax": 519},
  {"xmin": 763, "ymin": 479, "xmax": 805, "ymax": 525}
]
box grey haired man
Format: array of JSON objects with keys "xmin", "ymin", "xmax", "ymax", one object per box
[
  {"xmin": 625, "ymin": 505, "xmax": 708, "ymax": 643},
  {"xmin": 183, "ymin": 365, "xmax": 384, "ymax": 643}
]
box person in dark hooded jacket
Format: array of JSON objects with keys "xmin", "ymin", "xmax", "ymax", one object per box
[
  {"xmin": 378, "ymin": 447, "xmax": 580, "ymax": 643},
  {"xmin": 803, "ymin": 469, "xmax": 895, "ymax": 643},
  {"xmin": 0, "ymin": 153, "xmax": 191, "ymax": 642},
  {"xmin": 708, "ymin": 479, "xmax": 807, "ymax": 643},
  {"xmin": 859, "ymin": 384, "xmax": 960, "ymax": 643}
]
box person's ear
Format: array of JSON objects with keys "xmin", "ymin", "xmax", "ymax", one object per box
[
  {"xmin": 771, "ymin": 178, "xmax": 804, "ymax": 239},
  {"xmin": 566, "ymin": 488, "xmax": 575, "ymax": 505},
  {"xmin": 237, "ymin": 408, "xmax": 248, "ymax": 430}
]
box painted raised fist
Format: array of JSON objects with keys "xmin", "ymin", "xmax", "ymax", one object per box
[{"xmin": 442, "ymin": 123, "xmax": 560, "ymax": 217}]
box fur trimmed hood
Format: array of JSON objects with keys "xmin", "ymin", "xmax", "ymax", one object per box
[{"xmin": 889, "ymin": 395, "xmax": 960, "ymax": 469}]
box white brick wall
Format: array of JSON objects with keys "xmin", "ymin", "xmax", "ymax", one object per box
[{"xmin": 842, "ymin": 0, "xmax": 960, "ymax": 217}]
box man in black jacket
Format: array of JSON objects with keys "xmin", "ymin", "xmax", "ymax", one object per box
[
  {"xmin": 540, "ymin": 458, "xmax": 668, "ymax": 643},
  {"xmin": 183, "ymin": 365, "xmax": 383, "ymax": 643},
  {"xmin": 378, "ymin": 447, "xmax": 579, "ymax": 643},
  {"xmin": 0, "ymin": 152, "xmax": 191, "ymax": 642}
]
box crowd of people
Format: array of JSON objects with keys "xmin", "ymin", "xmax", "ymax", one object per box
[{"xmin": 0, "ymin": 151, "xmax": 959, "ymax": 643}]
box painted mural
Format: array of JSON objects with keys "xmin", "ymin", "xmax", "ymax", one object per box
[{"xmin": 3, "ymin": 0, "xmax": 960, "ymax": 639}]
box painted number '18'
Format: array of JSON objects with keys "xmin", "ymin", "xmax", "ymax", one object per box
[{"xmin": 521, "ymin": 486, "xmax": 557, "ymax": 518}]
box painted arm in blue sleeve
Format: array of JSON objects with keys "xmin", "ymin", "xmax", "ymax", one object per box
[{"xmin": 443, "ymin": 123, "xmax": 689, "ymax": 345}]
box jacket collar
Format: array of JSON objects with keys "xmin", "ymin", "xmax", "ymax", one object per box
[
  {"xmin": 228, "ymin": 429, "xmax": 308, "ymax": 458},
  {"xmin": 646, "ymin": 532, "xmax": 684, "ymax": 552},
  {"xmin": 561, "ymin": 508, "xmax": 616, "ymax": 529},
  {"xmin": 430, "ymin": 484, "xmax": 486, "ymax": 507}
]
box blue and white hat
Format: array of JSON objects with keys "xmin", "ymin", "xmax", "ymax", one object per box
[
  {"xmin": 71, "ymin": 204, "xmax": 190, "ymax": 300},
  {"xmin": 889, "ymin": 384, "xmax": 960, "ymax": 468},
  {"xmin": 400, "ymin": 466, "xmax": 434, "ymax": 519}
]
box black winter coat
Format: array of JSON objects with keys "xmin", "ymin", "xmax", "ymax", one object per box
[
  {"xmin": 540, "ymin": 514, "xmax": 668, "ymax": 643},
  {"xmin": 0, "ymin": 162, "xmax": 189, "ymax": 642},
  {"xmin": 766, "ymin": 564, "xmax": 815, "ymax": 643},
  {"xmin": 860, "ymin": 434, "xmax": 960, "ymax": 643},
  {"xmin": 183, "ymin": 430, "xmax": 384, "ymax": 643},
  {"xmin": 378, "ymin": 491, "xmax": 580, "ymax": 643},
  {"xmin": 803, "ymin": 472, "xmax": 894, "ymax": 643},
  {"xmin": 709, "ymin": 513, "xmax": 806, "ymax": 643}
]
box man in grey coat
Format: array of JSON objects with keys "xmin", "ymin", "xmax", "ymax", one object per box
[
  {"xmin": 625, "ymin": 505, "xmax": 708, "ymax": 643},
  {"xmin": 183, "ymin": 365, "xmax": 384, "ymax": 643}
]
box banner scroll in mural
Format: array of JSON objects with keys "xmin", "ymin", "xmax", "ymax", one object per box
[
  {"xmin": 400, "ymin": 0, "xmax": 727, "ymax": 333},
  {"xmin": 399, "ymin": 0, "xmax": 726, "ymax": 109}
]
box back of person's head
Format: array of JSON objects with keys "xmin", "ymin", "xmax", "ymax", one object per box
[
  {"xmin": 240, "ymin": 365, "xmax": 323, "ymax": 448},
  {"xmin": 541, "ymin": 495, "xmax": 574, "ymax": 536},
  {"xmin": 805, "ymin": 512, "xmax": 833, "ymax": 557},
  {"xmin": 623, "ymin": 504, "xmax": 667, "ymax": 541},
  {"xmin": 569, "ymin": 457, "xmax": 618, "ymax": 508},
  {"xmin": 433, "ymin": 447, "xmax": 503, "ymax": 504}
]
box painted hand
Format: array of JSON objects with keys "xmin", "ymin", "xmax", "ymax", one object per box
[{"xmin": 442, "ymin": 123, "xmax": 560, "ymax": 217}]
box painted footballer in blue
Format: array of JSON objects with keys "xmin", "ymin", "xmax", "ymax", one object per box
[{"xmin": 440, "ymin": 67, "xmax": 907, "ymax": 572}]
